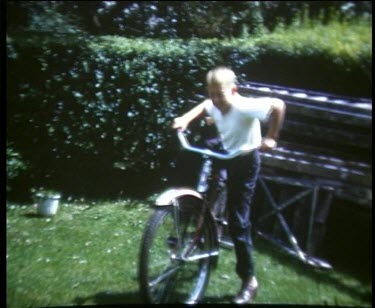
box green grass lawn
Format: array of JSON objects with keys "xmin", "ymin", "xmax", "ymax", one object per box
[{"xmin": 7, "ymin": 200, "xmax": 371, "ymax": 307}]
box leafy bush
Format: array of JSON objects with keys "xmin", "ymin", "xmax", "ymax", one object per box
[{"xmin": 7, "ymin": 143, "xmax": 27, "ymax": 192}]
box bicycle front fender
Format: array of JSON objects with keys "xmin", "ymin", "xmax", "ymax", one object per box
[
  {"xmin": 154, "ymin": 187, "xmax": 203, "ymax": 207},
  {"xmin": 154, "ymin": 187, "xmax": 220, "ymax": 268}
]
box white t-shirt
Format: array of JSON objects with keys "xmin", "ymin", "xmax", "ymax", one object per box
[{"xmin": 203, "ymin": 96, "xmax": 274, "ymax": 156}]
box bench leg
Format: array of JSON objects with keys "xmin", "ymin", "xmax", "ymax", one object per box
[{"xmin": 256, "ymin": 176, "xmax": 332, "ymax": 269}]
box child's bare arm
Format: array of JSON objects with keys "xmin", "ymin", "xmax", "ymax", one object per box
[
  {"xmin": 172, "ymin": 102, "xmax": 206, "ymax": 131},
  {"xmin": 261, "ymin": 98, "xmax": 286, "ymax": 150}
]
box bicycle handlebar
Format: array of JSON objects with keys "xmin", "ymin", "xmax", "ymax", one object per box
[{"xmin": 177, "ymin": 131, "xmax": 241, "ymax": 160}]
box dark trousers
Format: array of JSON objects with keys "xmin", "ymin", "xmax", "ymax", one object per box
[{"xmin": 220, "ymin": 150, "xmax": 261, "ymax": 280}]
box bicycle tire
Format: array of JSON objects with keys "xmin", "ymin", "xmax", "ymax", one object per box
[{"xmin": 138, "ymin": 196, "xmax": 217, "ymax": 304}]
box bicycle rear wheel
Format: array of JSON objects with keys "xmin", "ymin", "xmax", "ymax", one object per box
[{"xmin": 138, "ymin": 196, "xmax": 217, "ymax": 304}]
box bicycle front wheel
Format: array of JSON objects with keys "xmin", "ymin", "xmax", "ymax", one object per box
[{"xmin": 138, "ymin": 196, "xmax": 217, "ymax": 304}]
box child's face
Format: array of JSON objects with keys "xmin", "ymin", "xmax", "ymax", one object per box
[{"xmin": 207, "ymin": 84, "xmax": 235, "ymax": 114}]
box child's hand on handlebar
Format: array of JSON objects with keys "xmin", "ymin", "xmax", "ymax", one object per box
[{"xmin": 172, "ymin": 117, "xmax": 188, "ymax": 131}]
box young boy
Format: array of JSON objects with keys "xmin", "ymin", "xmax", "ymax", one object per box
[{"xmin": 172, "ymin": 66, "xmax": 286, "ymax": 304}]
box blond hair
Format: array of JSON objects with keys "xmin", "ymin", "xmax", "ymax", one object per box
[{"xmin": 206, "ymin": 66, "xmax": 237, "ymax": 87}]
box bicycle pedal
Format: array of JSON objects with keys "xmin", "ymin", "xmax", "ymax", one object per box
[
  {"xmin": 166, "ymin": 236, "xmax": 178, "ymax": 248},
  {"xmin": 215, "ymin": 219, "xmax": 228, "ymax": 226},
  {"xmin": 221, "ymin": 220, "xmax": 228, "ymax": 226},
  {"xmin": 219, "ymin": 238, "xmax": 234, "ymax": 249}
]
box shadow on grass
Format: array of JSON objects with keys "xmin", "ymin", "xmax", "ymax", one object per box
[
  {"xmin": 254, "ymin": 238, "xmax": 372, "ymax": 305},
  {"xmin": 200, "ymin": 294, "xmax": 234, "ymax": 304},
  {"xmin": 73, "ymin": 290, "xmax": 235, "ymax": 305},
  {"xmin": 22, "ymin": 212, "xmax": 47, "ymax": 218},
  {"xmin": 73, "ymin": 291, "xmax": 141, "ymax": 305}
]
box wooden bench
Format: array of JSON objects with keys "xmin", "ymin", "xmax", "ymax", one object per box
[{"xmin": 238, "ymin": 81, "xmax": 372, "ymax": 268}]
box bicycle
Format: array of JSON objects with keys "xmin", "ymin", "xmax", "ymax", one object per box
[{"xmin": 138, "ymin": 130, "xmax": 241, "ymax": 304}]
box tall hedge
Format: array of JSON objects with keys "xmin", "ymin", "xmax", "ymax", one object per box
[{"xmin": 6, "ymin": 24, "xmax": 371, "ymax": 201}]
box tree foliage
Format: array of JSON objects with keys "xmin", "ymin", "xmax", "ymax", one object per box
[{"xmin": 7, "ymin": 1, "xmax": 372, "ymax": 38}]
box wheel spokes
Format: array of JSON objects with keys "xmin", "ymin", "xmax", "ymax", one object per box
[
  {"xmin": 141, "ymin": 202, "xmax": 214, "ymax": 304},
  {"xmin": 149, "ymin": 263, "xmax": 181, "ymax": 288}
]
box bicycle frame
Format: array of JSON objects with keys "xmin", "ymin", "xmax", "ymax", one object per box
[
  {"xmin": 139, "ymin": 131, "xmax": 237, "ymax": 303},
  {"xmin": 153, "ymin": 130, "xmax": 237, "ymax": 250},
  {"xmin": 154, "ymin": 131, "xmax": 234, "ymax": 210}
]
